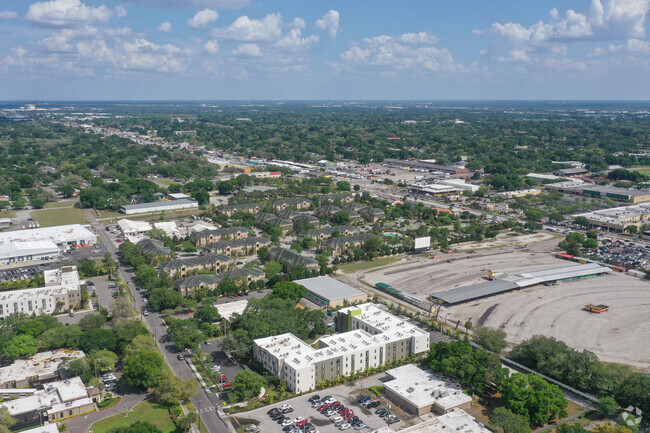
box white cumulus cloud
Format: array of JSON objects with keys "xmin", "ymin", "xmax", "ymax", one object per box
[
  {"xmin": 157, "ymin": 21, "xmax": 172, "ymax": 32},
  {"xmin": 315, "ymin": 10, "xmax": 340, "ymax": 38},
  {"xmin": 232, "ymin": 43, "xmax": 260, "ymax": 57},
  {"xmin": 203, "ymin": 39, "xmax": 219, "ymax": 54},
  {"xmin": 211, "ymin": 13, "xmax": 282, "ymax": 42},
  {"xmin": 0, "ymin": 11, "xmax": 18, "ymax": 19},
  {"xmin": 187, "ymin": 9, "xmax": 219, "ymax": 29},
  {"xmin": 25, "ymin": 0, "xmax": 118, "ymax": 28},
  {"xmin": 341, "ymin": 32, "xmax": 461, "ymax": 73},
  {"xmin": 104, "ymin": 0, "xmax": 248, "ymax": 9},
  {"xmin": 275, "ymin": 28, "xmax": 318, "ymax": 52}
]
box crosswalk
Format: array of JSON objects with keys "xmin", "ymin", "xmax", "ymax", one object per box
[{"xmin": 198, "ymin": 406, "xmax": 216, "ymax": 414}]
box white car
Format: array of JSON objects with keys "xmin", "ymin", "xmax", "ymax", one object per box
[
  {"xmin": 293, "ymin": 417, "xmax": 304, "ymax": 424},
  {"xmin": 332, "ymin": 417, "xmax": 343, "ymax": 423},
  {"xmin": 281, "ymin": 420, "xmax": 293, "ymax": 427},
  {"xmin": 339, "ymin": 424, "xmax": 350, "ymax": 431},
  {"xmin": 281, "ymin": 404, "xmax": 291, "ymax": 410}
]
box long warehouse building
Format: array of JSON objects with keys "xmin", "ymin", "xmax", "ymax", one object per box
[
  {"xmin": 430, "ymin": 263, "xmax": 611, "ymax": 306},
  {"xmin": 0, "ymin": 224, "xmax": 96, "ymax": 263}
]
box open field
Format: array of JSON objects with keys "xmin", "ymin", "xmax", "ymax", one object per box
[
  {"xmin": 90, "ymin": 401, "xmax": 176, "ymax": 433},
  {"xmin": 31, "ymin": 207, "xmax": 87, "ymax": 227},
  {"xmin": 339, "ymin": 256, "xmax": 406, "ymax": 274},
  {"xmin": 630, "ymin": 166, "xmax": 650, "ymax": 176},
  {"xmin": 363, "ymin": 247, "xmax": 650, "ymax": 368},
  {"xmin": 44, "ymin": 200, "xmax": 78, "ymax": 209}
]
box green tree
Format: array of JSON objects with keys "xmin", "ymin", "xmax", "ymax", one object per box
[
  {"xmin": 583, "ymin": 238, "xmax": 598, "ymax": 249},
  {"xmin": 489, "ymin": 407, "xmax": 531, "ymax": 433},
  {"xmin": 111, "ymin": 297, "xmax": 137, "ymax": 321},
  {"xmin": 557, "ymin": 423, "xmax": 589, "ymax": 433},
  {"xmin": 574, "ymin": 216, "xmax": 589, "ymax": 227},
  {"xmin": 123, "ymin": 334, "xmax": 157, "ymax": 359},
  {"xmin": 79, "ymin": 328, "xmax": 118, "ymax": 353},
  {"xmin": 0, "ymin": 406, "xmax": 17, "ymax": 433},
  {"xmin": 257, "ymin": 246, "xmax": 270, "ymax": 263},
  {"xmin": 168, "ymin": 319, "xmax": 203, "ymax": 350},
  {"xmin": 231, "ymin": 370, "xmax": 266, "ymax": 402},
  {"xmin": 499, "ymin": 373, "xmax": 568, "ymax": 426},
  {"xmin": 524, "ymin": 209, "xmax": 543, "ymax": 221},
  {"xmin": 152, "ymin": 369, "xmax": 198, "ymax": 405},
  {"xmin": 474, "ymin": 326, "xmax": 508, "ymax": 353},
  {"xmin": 3, "ymin": 334, "xmax": 38, "ymax": 359},
  {"xmin": 79, "ymin": 312, "xmax": 106, "ymax": 331},
  {"xmin": 195, "ymin": 305, "xmax": 221, "ymax": 323},
  {"xmin": 87, "ymin": 350, "xmax": 119, "ymax": 374},
  {"xmin": 39, "ymin": 325, "xmax": 83, "ymax": 349},
  {"xmin": 271, "ymin": 281, "xmax": 307, "ymax": 301},
  {"xmin": 122, "ymin": 350, "xmax": 165, "ymax": 389},
  {"xmin": 337, "ymin": 181, "xmax": 351, "ymax": 191},
  {"xmin": 598, "ymin": 396, "xmax": 619, "ymax": 417}
]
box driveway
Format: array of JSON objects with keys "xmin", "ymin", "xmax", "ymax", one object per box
[{"xmin": 65, "ymin": 391, "xmax": 149, "ymax": 433}]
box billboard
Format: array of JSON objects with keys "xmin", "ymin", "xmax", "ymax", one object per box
[{"xmin": 414, "ymin": 236, "xmax": 431, "ymax": 251}]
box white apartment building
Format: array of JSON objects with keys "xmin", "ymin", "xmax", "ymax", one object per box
[
  {"xmin": 253, "ymin": 303, "xmax": 430, "ymax": 393},
  {"xmin": 0, "ymin": 266, "xmax": 83, "ymax": 318}
]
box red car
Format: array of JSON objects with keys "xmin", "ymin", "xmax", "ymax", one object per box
[
  {"xmin": 317, "ymin": 404, "xmax": 331, "ymax": 412},
  {"xmin": 296, "ymin": 420, "xmax": 307, "ymax": 427}
]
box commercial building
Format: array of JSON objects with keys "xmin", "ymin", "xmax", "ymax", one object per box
[
  {"xmin": 408, "ymin": 184, "xmax": 460, "ymax": 196},
  {"xmin": 383, "ymin": 364, "xmax": 472, "ymax": 415},
  {"xmin": 381, "ymin": 409, "xmax": 492, "ymax": 433},
  {"xmin": 117, "ymin": 219, "xmax": 152, "ymax": 240},
  {"xmin": 253, "ymin": 303, "xmax": 430, "ymax": 393},
  {"xmin": 574, "ymin": 203, "xmax": 650, "ymax": 231},
  {"xmin": 0, "ymin": 349, "xmax": 85, "ymax": 389},
  {"xmin": 438, "ymin": 179, "xmax": 479, "ymax": 193},
  {"xmin": 120, "ymin": 198, "xmax": 198, "ymax": 214},
  {"xmin": 293, "ymin": 276, "xmax": 367, "ymax": 309},
  {"xmin": 496, "ymin": 189, "xmax": 542, "ymax": 199},
  {"xmin": 526, "ymin": 173, "xmax": 564, "ymax": 182},
  {"xmin": 1, "ymin": 376, "xmax": 97, "ymax": 426},
  {"xmin": 0, "ymin": 224, "xmax": 96, "ymax": 263},
  {"xmin": 0, "ymin": 266, "xmax": 84, "ymax": 318},
  {"xmin": 553, "ymin": 167, "xmax": 589, "ymax": 177},
  {"xmin": 384, "ymin": 159, "xmax": 470, "ymax": 175},
  {"xmin": 431, "ymin": 263, "xmax": 612, "ymax": 306},
  {"xmin": 216, "ymin": 299, "xmax": 248, "ymax": 322},
  {"xmin": 19, "ymin": 424, "xmax": 60, "ymax": 433},
  {"xmin": 546, "ymin": 182, "xmax": 650, "ymax": 204},
  {"xmin": 0, "ymin": 240, "xmax": 59, "ymax": 263}
]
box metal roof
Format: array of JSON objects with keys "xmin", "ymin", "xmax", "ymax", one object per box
[
  {"xmin": 433, "ymin": 263, "xmax": 611, "ymax": 305},
  {"xmin": 294, "ymin": 275, "xmax": 366, "ymax": 302},
  {"xmin": 431, "ymin": 280, "xmax": 520, "ymax": 305}
]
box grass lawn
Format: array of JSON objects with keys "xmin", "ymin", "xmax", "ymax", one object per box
[
  {"xmin": 157, "ymin": 179, "xmax": 178, "ymax": 186},
  {"xmin": 631, "ymin": 167, "xmax": 650, "ymax": 176},
  {"xmin": 90, "ymin": 401, "xmax": 176, "ymax": 433},
  {"xmin": 97, "ymin": 397, "xmax": 121, "ymax": 410},
  {"xmin": 0, "ymin": 210, "xmax": 18, "ymax": 219},
  {"xmin": 31, "ymin": 207, "xmax": 87, "ymax": 227},
  {"xmin": 96, "ymin": 210, "xmax": 124, "ymax": 220},
  {"xmin": 339, "ymin": 256, "xmax": 403, "ymax": 273},
  {"xmin": 44, "ymin": 200, "xmax": 78, "ymax": 209}
]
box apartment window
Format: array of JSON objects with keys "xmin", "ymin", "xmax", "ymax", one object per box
[{"xmin": 28, "ymin": 301, "xmax": 32, "ymax": 311}]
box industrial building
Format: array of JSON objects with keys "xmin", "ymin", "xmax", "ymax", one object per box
[
  {"xmin": 20, "ymin": 424, "xmax": 60, "ymax": 433},
  {"xmin": 120, "ymin": 198, "xmax": 198, "ymax": 214},
  {"xmin": 553, "ymin": 167, "xmax": 589, "ymax": 177},
  {"xmin": 408, "ymin": 183, "xmax": 460, "ymax": 196},
  {"xmin": 383, "ymin": 364, "xmax": 472, "ymax": 415},
  {"xmin": 438, "ymin": 179, "xmax": 479, "ymax": 192},
  {"xmin": 496, "ymin": 189, "xmax": 542, "ymax": 198},
  {"xmin": 0, "ymin": 266, "xmax": 85, "ymax": 318},
  {"xmin": 253, "ymin": 303, "xmax": 430, "ymax": 393},
  {"xmin": 0, "ymin": 224, "xmax": 96, "ymax": 263},
  {"xmin": 293, "ymin": 275, "xmax": 368, "ymax": 308},
  {"xmin": 574, "ymin": 204, "xmax": 650, "ymax": 231},
  {"xmin": 0, "ymin": 349, "xmax": 85, "ymax": 389},
  {"xmin": 1, "ymin": 376, "xmax": 97, "ymax": 426},
  {"xmin": 431, "ymin": 263, "xmax": 612, "ymax": 306}
]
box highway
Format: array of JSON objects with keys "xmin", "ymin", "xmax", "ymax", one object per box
[{"xmin": 84, "ymin": 209, "xmax": 231, "ymax": 433}]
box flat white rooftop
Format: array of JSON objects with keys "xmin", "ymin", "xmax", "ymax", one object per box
[
  {"xmin": 255, "ymin": 333, "xmax": 315, "ymax": 361},
  {"xmin": 215, "ymin": 299, "xmax": 248, "ymax": 321},
  {"xmin": 19, "ymin": 424, "xmax": 59, "ymax": 433},
  {"xmin": 385, "ymin": 364, "xmax": 471, "ymax": 411},
  {"xmin": 294, "ymin": 275, "xmax": 366, "ymax": 302},
  {"xmin": 339, "ymin": 303, "xmax": 429, "ymax": 337},
  {"xmin": 0, "ymin": 349, "xmax": 85, "ymax": 387},
  {"xmin": 0, "ymin": 224, "xmax": 96, "ymax": 245}
]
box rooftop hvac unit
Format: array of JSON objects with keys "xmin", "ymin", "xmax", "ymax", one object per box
[{"xmin": 406, "ymin": 387, "xmax": 414, "ymax": 393}]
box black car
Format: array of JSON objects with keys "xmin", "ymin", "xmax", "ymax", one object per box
[
  {"xmin": 281, "ymin": 407, "xmax": 294, "ymax": 414},
  {"xmin": 351, "ymin": 420, "xmax": 363, "ymax": 427},
  {"xmin": 302, "ymin": 423, "xmax": 313, "ymax": 431},
  {"xmin": 358, "ymin": 395, "xmax": 371, "ymax": 403},
  {"xmin": 282, "ymin": 426, "xmax": 293, "ymax": 432},
  {"xmin": 367, "ymin": 401, "xmax": 380, "ymax": 409},
  {"xmin": 267, "ymin": 408, "xmax": 279, "ymax": 415},
  {"xmin": 308, "ymin": 395, "xmax": 320, "ymax": 403},
  {"xmin": 349, "ymin": 416, "xmax": 359, "ymax": 424},
  {"xmin": 277, "ymin": 417, "xmax": 290, "ymax": 425}
]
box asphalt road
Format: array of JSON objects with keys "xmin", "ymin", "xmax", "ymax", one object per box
[{"xmin": 84, "ymin": 209, "xmax": 231, "ymax": 433}]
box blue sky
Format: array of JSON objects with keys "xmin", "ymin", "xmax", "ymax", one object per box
[{"xmin": 0, "ymin": 0, "xmax": 649, "ymax": 100}]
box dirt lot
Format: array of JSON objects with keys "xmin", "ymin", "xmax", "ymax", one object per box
[
  {"xmin": 363, "ymin": 246, "xmax": 650, "ymax": 369},
  {"xmin": 447, "ymin": 272, "xmax": 650, "ymax": 369}
]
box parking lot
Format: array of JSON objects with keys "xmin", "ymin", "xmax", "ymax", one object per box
[
  {"xmin": 233, "ymin": 376, "xmax": 415, "ymax": 433},
  {"xmin": 590, "ymin": 238, "xmax": 650, "ymax": 269}
]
